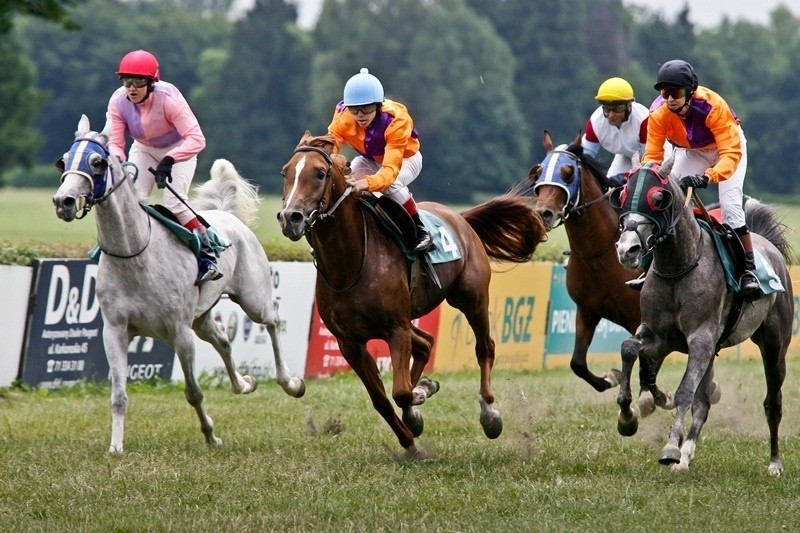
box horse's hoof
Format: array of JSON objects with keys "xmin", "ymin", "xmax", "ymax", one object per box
[
  {"xmin": 659, "ymin": 444, "xmax": 681, "ymax": 465},
  {"xmin": 617, "ymin": 410, "xmax": 638, "ymax": 436},
  {"xmin": 603, "ymin": 369, "xmax": 623, "ymax": 388},
  {"xmin": 709, "ymin": 381, "xmax": 721, "ymax": 405},
  {"xmin": 403, "ymin": 408, "xmax": 424, "ymax": 437},
  {"xmin": 480, "ymin": 413, "xmax": 503, "ymax": 439},
  {"xmin": 243, "ymin": 375, "xmax": 257, "ymax": 392},
  {"xmin": 289, "ymin": 378, "xmax": 306, "ymax": 398},
  {"xmin": 638, "ymin": 391, "xmax": 656, "ymax": 418},
  {"xmin": 768, "ymin": 461, "xmax": 783, "ymax": 477}
]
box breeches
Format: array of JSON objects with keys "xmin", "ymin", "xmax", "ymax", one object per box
[
  {"xmin": 128, "ymin": 141, "xmax": 198, "ymax": 225},
  {"xmin": 351, "ymin": 151, "xmax": 423, "ymax": 204}
]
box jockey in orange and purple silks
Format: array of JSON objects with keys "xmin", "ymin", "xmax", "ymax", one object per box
[
  {"xmin": 327, "ymin": 67, "xmax": 432, "ymax": 253},
  {"xmin": 642, "ymin": 59, "xmax": 760, "ymax": 300},
  {"xmin": 107, "ymin": 49, "xmax": 220, "ymax": 286}
]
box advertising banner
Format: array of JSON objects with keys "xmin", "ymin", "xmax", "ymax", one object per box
[
  {"xmin": 434, "ymin": 262, "xmax": 552, "ymax": 372},
  {"xmin": 178, "ymin": 261, "xmax": 316, "ymax": 382},
  {"xmin": 542, "ymin": 264, "xmax": 630, "ymax": 369},
  {"xmin": 304, "ymin": 304, "xmax": 441, "ymax": 378},
  {"xmin": 19, "ymin": 259, "xmax": 174, "ymax": 388}
]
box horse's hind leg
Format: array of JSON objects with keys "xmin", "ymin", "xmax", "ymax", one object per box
[
  {"xmin": 103, "ymin": 325, "xmax": 130, "ymax": 453},
  {"xmin": 755, "ymin": 333, "xmax": 788, "ymax": 476},
  {"xmin": 573, "ymin": 310, "xmax": 622, "ymax": 391},
  {"xmin": 410, "ymin": 325, "xmax": 439, "ymax": 404},
  {"xmin": 174, "ymin": 328, "xmax": 221, "ymax": 446},
  {"xmin": 458, "ymin": 303, "xmax": 502, "ymax": 439},
  {"xmin": 193, "ymin": 311, "xmax": 256, "ymax": 394},
  {"xmin": 235, "ymin": 294, "xmax": 305, "ymax": 398}
]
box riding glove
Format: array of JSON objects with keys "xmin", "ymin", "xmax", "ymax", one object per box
[
  {"xmin": 606, "ymin": 173, "xmax": 627, "ymax": 188},
  {"xmin": 678, "ymin": 174, "xmax": 709, "ymax": 191},
  {"xmin": 152, "ymin": 156, "xmax": 175, "ymax": 189}
]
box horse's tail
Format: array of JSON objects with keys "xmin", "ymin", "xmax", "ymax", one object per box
[
  {"xmin": 192, "ymin": 159, "xmax": 261, "ymax": 228},
  {"xmin": 745, "ymin": 197, "xmax": 795, "ymax": 264},
  {"xmin": 460, "ymin": 188, "xmax": 547, "ymax": 263}
]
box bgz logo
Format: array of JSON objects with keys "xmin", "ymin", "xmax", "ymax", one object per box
[
  {"xmin": 43, "ymin": 264, "xmax": 100, "ymax": 326},
  {"xmin": 501, "ymin": 296, "xmax": 535, "ymax": 343}
]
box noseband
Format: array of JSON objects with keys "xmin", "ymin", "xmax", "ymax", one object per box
[{"xmin": 59, "ymin": 136, "xmax": 133, "ymax": 219}]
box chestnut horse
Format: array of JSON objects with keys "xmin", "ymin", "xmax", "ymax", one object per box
[
  {"xmin": 529, "ymin": 131, "xmax": 672, "ymax": 417},
  {"xmin": 278, "ymin": 131, "xmax": 546, "ymax": 456}
]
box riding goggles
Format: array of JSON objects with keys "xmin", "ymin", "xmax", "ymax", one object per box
[
  {"xmin": 659, "ymin": 86, "xmax": 687, "ymax": 100},
  {"xmin": 601, "ymin": 102, "xmax": 628, "ymax": 114},
  {"xmin": 121, "ymin": 77, "xmax": 150, "ymax": 88},
  {"xmin": 348, "ymin": 104, "xmax": 378, "ymax": 116}
]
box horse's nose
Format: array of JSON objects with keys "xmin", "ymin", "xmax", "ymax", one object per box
[
  {"xmin": 534, "ymin": 207, "xmax": 556, "ymax": 230},
  {"xmin": 277, "ymin": 209, "xmax": 306, "ymax": 241}
]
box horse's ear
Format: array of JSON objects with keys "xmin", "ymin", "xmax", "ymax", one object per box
[
  {"xmin": 571, "ymin": 130, "xmax": 582, "ymax": 147},
  {"xmin": 77, "ymin": 114, "xmax": 90, "ymax": 136},
  {"xmin": 542, "ymin": 130, "xmax": 554, "ymax": 152},
  {"xmin": 661, "ymin": 155, "xmax": 675, "ymax": 177},
  {"xmin": 609, "ymin": 186, "xmax": 623, "ymax": 209},
  {"xmin": 527, "ymin": 164, "xmax": 542, "ymax": 185},
  {"xmin": 297, "ymin": 130, "xmax": 313, "ymax": 148}
]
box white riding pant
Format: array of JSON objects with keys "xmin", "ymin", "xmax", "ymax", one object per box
[
  {"xmin": 128, "ymin": 140, "xmax": 198, "ymax": 226},
  {"xmin": 351, "ymin": 151, "xmax": 423, "ymax": 205},
  {"xmin": 670, "ymin": 126, "xmax": 747, "ymax": 228}
]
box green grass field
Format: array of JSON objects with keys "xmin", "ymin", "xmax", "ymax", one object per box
[{"xmin": 1, "ymin": 362, "xmax": 798, "ymax": 530}]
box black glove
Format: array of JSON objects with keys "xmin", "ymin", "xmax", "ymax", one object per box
[
  {"xmin": 151, "ymin": 155, "xmax": 175, "ymax": 189},
  {"xmin": 606, "ymin": 173, "xmax": 627, "ymax": 188},
  {"xmin": 678, "ymin": 174, "xmax": 709, "ymax": 191}
]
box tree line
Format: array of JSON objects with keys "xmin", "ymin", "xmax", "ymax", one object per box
[{"xmin": 4, "ymin": 0, "xmax": 800, "ymax": 203}]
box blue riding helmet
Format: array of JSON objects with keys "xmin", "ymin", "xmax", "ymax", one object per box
[{"xmin": 343, "ymin": 68, "xmax": 385, "ymax": 106}]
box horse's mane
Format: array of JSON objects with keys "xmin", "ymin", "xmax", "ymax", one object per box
[{"xmin": 566, "ymin": 143, "xmax": 613, "ymax": 191}]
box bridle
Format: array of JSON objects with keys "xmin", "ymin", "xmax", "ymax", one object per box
[
  {"xmin": 289, "ymin": 145, "xmax": 367, "ymax": 292},
  {"xmin": 59, "ymin": 136, "xmax": 152, "ymax": 258}
]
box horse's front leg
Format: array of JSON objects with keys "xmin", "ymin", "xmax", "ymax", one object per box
[
  {"xmin": 617, "ymin": 335, "xmax": 640, "ymax": 436},
  {"xmin": 637, "ymin": 356, "xmax": 674, "ymax": 417},
  {"xmin": 673, "ymin": 361, "xmax": 715, "ymax": 472},
  {"xmin": 103, "ymin": 324, "xmax": 130, "ymax": 454},
  {"xmin": 659, "ymin": 334, "xmax": 715, "ymax": 467},
  {"xmin": 573, "ymin": 309, "xmax": 622, "ymax": 391},
  {"xmin": 387, "ymin": 326, "xmax": 428, "ymax": 438},
  {"xmin": 339, "ymin": 338, "xmax": 417, "ymax": 449}
]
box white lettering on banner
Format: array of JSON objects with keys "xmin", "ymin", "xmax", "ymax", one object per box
[
  {"xmin": 376, "ymin": 356, "xmax": 391, "ymax": 373},
  {"xmin": 128, "ymin": 336, "xmax": 154, "ymax": 353},
  {"xmin": 127, "ymin": 364, "xmax": 164, "ymax": 380},
  {"xmin": 43, "ymin": 264, "xmax": 100, "ymax": 325},
  {"xmin": 595, "ymin": 319, "xmax": 626, "ymax": 339},
  {"xmin": 550, "ymin": 309, "xmax": 576, "ymax": 334},
  {"xmin": 322, "ymin": 354, "xmax": 347, "ymax": 368},
  {"xmin": 46, "ymin": 359, "xmax": 86, "ymax": 373}
]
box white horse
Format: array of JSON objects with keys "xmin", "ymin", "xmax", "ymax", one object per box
[{"xmin": 53, "ymin": 115, "xmax": 305, "ymax": 453}]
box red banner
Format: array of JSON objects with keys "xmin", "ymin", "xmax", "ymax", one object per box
[{"xmin": 304, "ymin": 303, "xmax": 441, "ymax": 378}]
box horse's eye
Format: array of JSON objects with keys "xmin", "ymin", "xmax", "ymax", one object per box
[
  {"xmin": 280, "ymin": 169, "xmax": 287, "ymax": 178},
  {"xmin": 315, "ymin": 168, "xmax": 327, "ymax": 180},
  {"xmin": 88, "ymin": 153, "xmax": 107, "ymax": 173},
  {"xmin": 560, "ymin": 165, "xmax": 575, "ymax": 185}
]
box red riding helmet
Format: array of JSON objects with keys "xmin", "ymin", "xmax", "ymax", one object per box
[{"xmin": 116, "ymin": 50, "xmax": 160, "ymax": 81}]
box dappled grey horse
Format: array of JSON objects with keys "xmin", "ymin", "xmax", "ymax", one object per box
[
  {"xmin": 52, "ymin": 115, "xmax": 305, "ymax": 453},
  {"xmin": 614, "ymin": 161, "xmax": 792, "ymax": 475}
]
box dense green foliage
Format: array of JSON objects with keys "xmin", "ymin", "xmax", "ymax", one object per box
[
  {"xmin": 5, "ymin": 0, "xmax": 800, "ymax": 202},
  {"xmin": 1, "ymin": 361, "xmax": 800, "ymax": 530}
]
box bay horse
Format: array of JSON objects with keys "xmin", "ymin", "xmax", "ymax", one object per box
[
  {"xmin": 615, "ymin": 161, "xmax": 793, "ymax": 475},
  {"xmin": 52, "ymin": 115, "xmax": 306, "ymax": 453},
  {"xmin": 277, "ymin": 131, "xmax": 546, "ymax": 456},
  {"xmin": 528, "ymin": 131, "xmax": 672, "ymax": 416}
]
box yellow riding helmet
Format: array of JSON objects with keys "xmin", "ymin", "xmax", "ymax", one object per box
[{"xmin": 595, "ymin": 77, "xmax": 634, "ymax": 102}]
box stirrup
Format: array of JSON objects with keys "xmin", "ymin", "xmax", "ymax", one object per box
[
  {"xmin": 625, "ymin": 275, "xmax": 645, "ymax": 291},
  {"xmin": 739, "ymin": 270, "xmax": 761, "ymax": 300},
  {"xmin": 195, "ymin": 258, "xmax": 223, "ymax": 286}
]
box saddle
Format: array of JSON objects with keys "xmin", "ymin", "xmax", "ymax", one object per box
[
  {"xmin": 358, "ymin": 194, "xmax": 446, "ymax": 289},
  {"xmin": 87, "ymin": 204, "xmax": 229, "ymax": 263}
]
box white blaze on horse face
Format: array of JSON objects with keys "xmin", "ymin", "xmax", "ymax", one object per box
[
  {"xmin": 283, "ymin": 154, "xmax": 307, "ymax": 208},
  {"xmin": 616, "ymin": 214, "xmax": 650, "ymax": 269}
]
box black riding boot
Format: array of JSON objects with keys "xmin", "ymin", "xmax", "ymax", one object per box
[
  {"xmin": 411, "ymin": 213, "xmax": 433, "ymax": 253},
  {"xmin": 735, "ymin": 227, "xmax": 760, "ymax": 300},
  {"xmin": 194, "ymin": 228, "xmax": 223, "ymax": 286}
]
